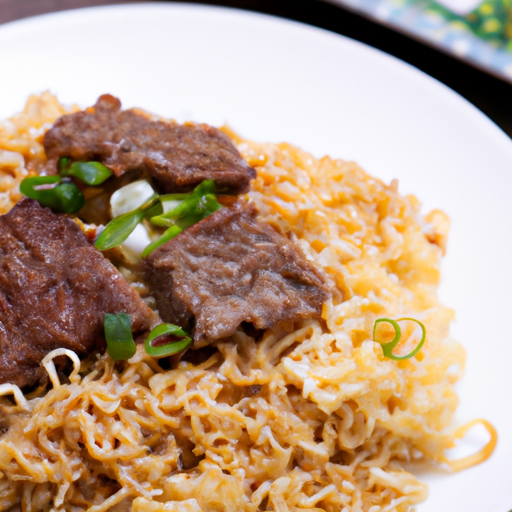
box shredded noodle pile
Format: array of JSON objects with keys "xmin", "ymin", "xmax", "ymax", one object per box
[{"xmin": 0, "ymin": 94, "xmax": 489, "ymax": 512}]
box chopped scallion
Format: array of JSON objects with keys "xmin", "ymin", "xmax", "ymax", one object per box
[
  {"xmin": 96, "ymin": 191, "xmax": 160, "ymax": 251},
  {"xmin": 140, "ymin": 225, "xmax": 183, "ymax": 257},
  {"xmin": 104, "ymin": 313, "xmax": 137, "ymax": 361},
  {"xmin": 58, "ymin": 157, "xmax": 70, "ymax": 173},
  {"xmin": 97, "ymin": 179, "xmax": 222, "ymax": 253},
  {"xmin": 175, "ymin": 213, "xmax": 206, "ymax": 230},
  {"xmin": 63, "ymin": 161, "xmax": 112, "ymax": 186},
  {"xmin": 143, "ymin": 200, "xmax": 163, "ymax": 220},
  {"xmin": 160, "ymin": 194, "xmax": 188, "ymax": 214},
  {"xmin": 160, "ymin": 193, "xmax": 189, "ymax": 202},
  {"xmin": 20, "ymin": 176, "xmax": 85, "ymax": 213},
  {"xmin": 142, "ymin": 180, "xmax": 223, "ymax": 256},
  {"xmin": 193, "ymin": 179, "xmax": 217, "ymax": 196},
  {"xmin": 150, "ymin": 181, "xmax": 222, "ymax": 228},
  {"xmin": 373, "ymin": 317, "xmax": 426, "ymax": 360},
  {"xmin": 95, "ymin": 208, "xmax": 144, "ymax": 251},
  {"xmin": 140, "ymin": 193, "xmax": 160, "ymax": 212},
  {"xmin": 144, "ymin": 323, "xmax": 192, "ymax": 358}
]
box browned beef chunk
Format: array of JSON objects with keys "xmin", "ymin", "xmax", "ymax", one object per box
[
  {"xmin": 43, "ymin": 94, "xmax": 256, "ymax": 194},
  {"xmin": 144, "ymin": 201, "xmax": 330, "ymax": 345},
  {"xmin": 0, "ymin": 198, "xmax": 155, "ymax": 388}
]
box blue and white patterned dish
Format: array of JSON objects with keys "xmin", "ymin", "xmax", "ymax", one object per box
[{"xmin": 327, "ymin": 0, "xmax": 512, "ymax": 81}]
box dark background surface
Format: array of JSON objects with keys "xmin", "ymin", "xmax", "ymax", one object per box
[{"xmin": 1, "ymin": 0, "xmax": 511, "ymax": 138}]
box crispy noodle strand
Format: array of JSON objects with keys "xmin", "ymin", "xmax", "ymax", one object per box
[
  {"xmin": 42, "ymin": 348, "xmax": 82, "ymax": 388},
  {"xmin": 441, "ymin": 419, "xmax": 498, "ymax": 472},
  {"xmin": 0, "ymin": 384, "xmax": 29, "ymax": 411},
  {"xmin": 0, "ymin": 94, "xmax": 494, "ymax": 512}
]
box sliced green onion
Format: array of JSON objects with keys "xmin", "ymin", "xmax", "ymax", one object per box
[
  {"xmin": 52, "ymin": 182, "xmax": 86, "ymax": 213},
  {"xmin": 160, "ymin": 194, "xmax": 189, "ymax": 214},
  {"xmin": 155, "ymin": 179, "xmax": 218, "ymax": 224},
  {"xmin": 193, "ymin": 179, "xmax": 217, "ymax": 196},
  {"xmin": 150, "ymin": 196, "xmax": 197, "ymax": 227},
  {"xmin": 66, "ymin": 161, "xmax": 112, "ymax": 185},
  {"xmin": 150, "ymin": 186, "xmax": 222, "ymax": 228},
  {"xmin": 143, "ymin": 200, "xmax": 163, "ymax": 220},
  {"xmin": 140, "ymin": 193, "xmax": 160, "ymax": 212},
  {"xmin": 144, "ymin": 323, "xmax": 192, "ymax": 358},
  {"xmin": 95, "ymin": 208, "xmax": 144, "ymax": 251},
  {"xmin": 97, "ymin": 179, "xmax": 222, "ymax": 253},
  {"xmin": 160, "ymin": 193, "xmax": 189, "ymax": 202},
  {"xmin": 144, "ymin": 181, "xmax": 223, "ymax": 256},
  {"xmin": 175, "ymin": 213, "xmax": 206, "ymax": 230},
  {"xmin": 58, "ymin": 158, "xmax": 112, "ymax": 185},
  {"xmin": 197, "ymin": 194, "xmax": 223, "ymax": 218},
  {"xmin": 373, "ymin": 317, "xmax": 426, "ymax": 361},
  {"xmin": 150, "ymin": 213, "xmax": 173, "ymax": 228},
  {"xmin": 97, "ymin": 191, "xmax": 158, "ymax": 252},
  {"xmin": 58, "ymin": 157, "xmax": 70, "ymax": 173},
  {"xmin": 141, "ymin": 225, "xmax": 183, "ymax": 258},
  {"xmin": 20, "ymin": 176, "xmax": 85, "ymax": 213},
  {"xmin": 20, "ymin": 175, "xmax": 61, "ymax": 193},
  {"xmin": 104, "ymin": 313, "xmax": 136, "ymax": 361}
]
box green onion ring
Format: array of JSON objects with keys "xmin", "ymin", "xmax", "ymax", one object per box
[
  {"xmin": 144, "ymin": 323, "xmax": 192, "ymax": 358},
  {"xmin": 373, "ymin": 317, "xmax": 426, "ymax": 360}
]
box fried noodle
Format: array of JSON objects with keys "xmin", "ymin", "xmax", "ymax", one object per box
[{"xmin": 0, "ymin": 94, "xmax": 495, "ymax": 512}]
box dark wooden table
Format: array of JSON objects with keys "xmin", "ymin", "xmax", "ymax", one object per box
[{"xmin": 1, "ymin": 0, "xmax": 511, "ymax": 137}]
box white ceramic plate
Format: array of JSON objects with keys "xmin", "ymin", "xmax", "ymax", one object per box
[{"xmin": 0, "ymin": 4, "xmax": 510, "ymax": 511}]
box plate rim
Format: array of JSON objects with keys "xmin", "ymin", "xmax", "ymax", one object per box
[{"xmin": 0, "ymin": 1, "xmax": 510, "ymax": 157}]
